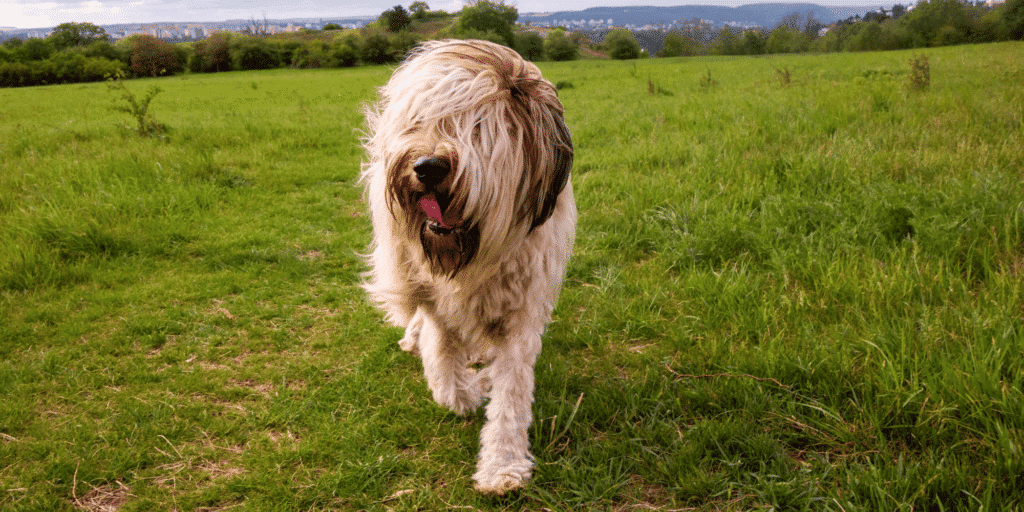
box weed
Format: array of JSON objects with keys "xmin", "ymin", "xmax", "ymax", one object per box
[
  {"xmin": 908, "ymin": 53, "xmax": 930, "ymax": 90},
  {"xmin": 699, "ymin": 67, "xmax": 717, "ymax": 90},
  {"xmin": 774, "ymin": 65, "xmax": 791, "ymax": 86},
  {"xmin": 106, "ymin": 70, "xmax": 167, "ymax": 137}
]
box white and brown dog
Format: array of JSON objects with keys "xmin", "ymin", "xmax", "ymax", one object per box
[{"xmin": 360, "ymin": 39, "xmax": 575, "ymax": 494}]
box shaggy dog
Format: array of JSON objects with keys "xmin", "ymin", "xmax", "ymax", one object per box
[{"xmin": 360, "ymin": 39, "xmax": 576, "ymax": 495}]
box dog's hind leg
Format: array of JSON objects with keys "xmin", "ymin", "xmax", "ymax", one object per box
[
  {"xmin": 418, "ymin": 313, "xmax": 484, "ymax": 416},
  {"xmin": 472, "ymin": 331, "xmax": 540, "ymax": 495}
]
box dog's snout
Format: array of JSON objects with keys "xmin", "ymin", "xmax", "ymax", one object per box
[{"xmin": 414, "ymin": 156, "xmax": 450, "ymax": 187}]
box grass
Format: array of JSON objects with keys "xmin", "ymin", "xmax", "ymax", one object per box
[{"xmin": 1, "ymin": 41, "xmax": 1023, "ymax": 510}]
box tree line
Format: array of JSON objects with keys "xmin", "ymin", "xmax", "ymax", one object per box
[
  {"xmin": 1, "ymin": 0, "xmax": 1022, "ymax": 88},
  {"xmin": 656, "ymin": 0, "xmax": 1023, "ymax": 57}
]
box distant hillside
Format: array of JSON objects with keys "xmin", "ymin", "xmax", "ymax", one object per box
[{"xmin": 520, "ymin": 3, "xmax": 876, "ymax": 28}]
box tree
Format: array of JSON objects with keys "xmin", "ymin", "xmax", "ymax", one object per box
[
  {"xmin": 48, "ymin": 22, "xmax": 110, "ymax": 51},
  {"xmin": 17, "ymin": 38, "xmax": 54, "ymax": 61},
  {"xmin": 1006, "ymin": 0, "xmax": 1024, "ymax": 39},
  {"xmin": 362, "ymin": 34, "xmax": 393, "ymax": 64},
  {"xmin": 605, "ymin": 28, "xmax": 641, "ymax": 59},
  {"xmin": 322, "ymin": 23, "xmax": 341, "ymax": 30},
  {"xmin": 544, "ymin": 28, "xmax": 577, "ymax": 61},
  {"xmin": 129, "ymin": 35, "xmax": 179, "ymax": 77},
  {"xmin": 231, "ymin": 37, "xmax": 281, "ymax": 70},
  {"xmin": 410, "ymin": 1, "xmax": 430, "ymax": 20},
  {"xmin": 514, "ymin": 32, "xmax": 544, "ymax": 60},
  {"xmin": 456, "ymin": 0, "xmax": 518, "ymax": 47},
  {"xmin": 658, "ymin": 32, "xmax": 699, "ymax": 57},
  {"xmin": 711, "ymin": 27, "xmax": 742, "ymax": 55},
  {"xmin": 381, "ymin": 5, "xmax": 412, "ymax": 32},
  {"xmin": 741, "ymin": 29, "xmax": 767, "ymax": 54},
  {"xmin": 194, "ymin": 32, "xmax": 232, "ymax": 72}
]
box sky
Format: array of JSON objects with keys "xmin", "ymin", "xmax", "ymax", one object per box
[{"xmin": 2, "ymin": 0, "xmax": 888, "ymax": 29}]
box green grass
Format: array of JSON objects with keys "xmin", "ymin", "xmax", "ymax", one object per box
[{"xmin": 2, "ymin": 41, "xmax": 1023, "ymax": 510}]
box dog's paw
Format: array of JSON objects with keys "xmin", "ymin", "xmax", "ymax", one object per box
[
  {"xmin": 472, "ymin": 464, "xmax": 532, "ymax": 495},
  {"xmin": 398, "ymin": 322, "xmax": 421, "ymax": 358},
  {"xmin": 432, "ymin": 386, "xmax": 483, "ymax": 415}
]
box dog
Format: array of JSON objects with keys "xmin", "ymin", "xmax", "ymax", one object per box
[{"xmin": 360, "ymin": 39, "xmax": 576, "ymax": 495}]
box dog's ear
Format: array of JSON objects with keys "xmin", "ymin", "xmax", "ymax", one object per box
[{"xmin": 529, "ymin": 112, "xmax": 573, "ymax": 233}]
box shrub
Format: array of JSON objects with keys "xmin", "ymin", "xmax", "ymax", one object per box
[
  {"xmin": 194, "ymin": 32, "xmax": 232, "ymax": 73},
  {"xmin": 330, "ymin": 43, "xmax": 359, "ymax": 67},
  {"xmin": 231, "ymin": 37, "xmax": 281, "ymax": 70},
  {"xmin": 907, "ymin": 53, "xmax": 930, "ymax": 90},
  {"xmin": 362, "ymin": 34, "xmax": 393, "ymax": 64},
  {"xmin": 456, "ymin": 0, "xmax": 517, "ymax": 47},
  {"xmin": 129, "ymin": 35, "xmax": 180, "ymax": 77},
  {"xmin": 292, "ymin": 42, "xmax": 328, "ymax": 68},
  {"xmin": 107, "ymin": 71, "xmax": 166, "ymax": 137},
  {"xmin": 605, "ymin": 28, "xmax": 641, "ymax": 60},
  {"xmin": 514, "ymin": 32, "xmax": 544, "ymax": 61},
  {"xmin": 545, "ymin": 29, "xmax": 577, "ymax": 61},
  {"xmin": 0, "ymin": 61, "xmax": 31, "ymax": 87}
]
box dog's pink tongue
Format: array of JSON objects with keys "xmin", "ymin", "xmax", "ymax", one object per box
[{"xmin": 419, "ymin": 197, "xmax": 448, "ymax": 228}]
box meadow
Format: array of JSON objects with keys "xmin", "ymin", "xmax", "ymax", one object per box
[{"xmin": 1, "ymin": 41, "xmax": 1023, "ymax": 511}]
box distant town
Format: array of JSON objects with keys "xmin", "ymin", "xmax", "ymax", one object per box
[{"xmin": 0, "ymin": 17, "xmax": 375, "ymax": 42}]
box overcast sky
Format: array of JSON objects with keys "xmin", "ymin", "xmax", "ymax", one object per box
[{"xmin": 2, "ymin": 0, "xmax": 890, "ymax": 29}]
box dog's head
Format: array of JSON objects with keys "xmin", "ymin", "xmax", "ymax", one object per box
[{"xmin": 363, "ymin": 39, "xmax": 573, "ymax": 277}]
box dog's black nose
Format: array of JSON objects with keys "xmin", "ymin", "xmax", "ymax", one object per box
[{"xmin": 414, "ymin": 156, "xmax": 450, "ymax": 187}]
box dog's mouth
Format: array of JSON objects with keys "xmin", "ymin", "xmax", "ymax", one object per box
[{"xmin": 418, "ymin": 192, "xmax": 462, "ymax": 236}]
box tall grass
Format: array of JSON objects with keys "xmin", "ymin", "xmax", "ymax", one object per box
[{"xmin": 1, "ymin": 42, "xmax": 1023, "ymax": 510}]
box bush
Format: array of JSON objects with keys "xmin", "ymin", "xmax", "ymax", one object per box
[
  {"xmin": 514, "ymin": 32, "xmax": 544, "ymax": 60},
  {"xmin": 129, "ymin": 35, "xmax": 180, "ymax": 77},
  {"xmin": 330, "ymin": 43, "xmax": 359, "ymax": 67},
  {"xmin": 605, "ymin": 28, "xmax": 641, "ymax": 60},
  {"xmin": 389, "ymin": 31, "xmax": 419, "ymax": 62},
  {"xmin": 362, "ymin": 34, "xmax": 393, "ymax": 64},
  {"xmin": 545, "ymin": 29, "xmax": 577, "ymax": 61},
  {"xmin": 193, "ymin": 32, "xmax": 232, "ymax": 73},
  {"xmin": 658, "ymin": 32, "xmax": 699, "ymax": 57},
  {"xmin": 0, "ymin": 61, "xmax": 31, "ymax": 87},
  {"xmin": 279, "ymin": 41, "xmax": 305, "ymax": 67},
  {"xmin": 292, "ymin": 42, "xmax": 328, "ymax": 68},
  {"xmin": 456, "ymin": 0, "xmax": 517, "ymax": 47},
  {"xmin": 1007, "ymin": 0, "xmax": 1024, "ymax": 39},
  {"xmin": 231, "ymin": 37, "xmax": 281, "ymax": 70}
]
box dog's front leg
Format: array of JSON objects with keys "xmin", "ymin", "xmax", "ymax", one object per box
[
  {"xmin": 473, "ymin": 332, "xmax": 540, "ymax": 495},
  {"xmin": 418, "ymin": 313, "xmax": 483, "ymax": 415}
]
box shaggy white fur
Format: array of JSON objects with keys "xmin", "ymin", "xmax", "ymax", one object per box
[{"xmin": 360, "ymin": 39, "xmax": 576, "ymax": 494}]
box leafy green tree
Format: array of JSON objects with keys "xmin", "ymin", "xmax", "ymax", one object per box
[
  {"xmin": 1005, "ymin": 0, "xmax": 1024, "ymax": 39},
  {"xmin": 231, "ymin": 37, "xmax": 281, "ymax": 70},
  {"xmin": 659, "ymin": 32, "xmax": 699, "ymax": 57},
  {"xmin": 194, "ymin": 32, "xmax": 232, "ymax": 72},
  {"xmin": 741, "ymin": 29, "xmax": 767, "ymax": 54},
  {"xmin": 544, "ymin": 28, "xmax": 577, "ymax": 61},
  {"xmin": 381, "ymin": 5, "xmax": 412, "ymax": 32},
  {"xmin": 711, "ymin": 27, "xmax": 742, "ymax": 55},
  {"xmin": 514, "ymin": 32, "xmax": 544, "ymax": 60},
  {"xmin": 410, "ymin": 1, "xmax": 430, "ymax": 20},
  {"xmin": 605, "ymin": 28, "xmax": 641, "ymax": 59},
  {"xmin": 389, "ymin": 31, "xmax": 420, "ymax": 61},
  {"xmin": 322, "ymin": 23, "xmax": 341, "ymax": 30},
  {"xmin": 766, "ymin": 25, "xmax": 804, "ymax": 53},
  {"xmin": 844, "ymin": 21, "xmax": 884, "ymax": 51},
  {"xmin": 362, "ymin": 34, "xmax": 393, "ymax": 64},
  {"xmin": 18, "ymin": 38, "xmax": 53, "ymax": 62},
  {"xmin": 129, "ymin": 35, "xmax": 179, "ymax": 77},
  {"xmin": 48, "ymin": 22, "xmax": 110, "ymax": 51},
  {"xmin": 456, "ymin": 0, "xmax": 517, "ymax": 47},
  {"xmin": 899, "ymin": 0, "xmax": 970, "ymax": 46}
]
